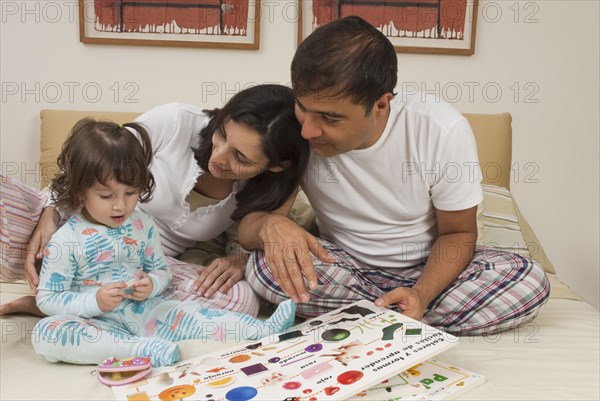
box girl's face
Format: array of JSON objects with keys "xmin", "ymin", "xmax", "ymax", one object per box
[
  {"xmin": 209, "ymin": 120, "xmax": 282, "ymax": 181},
  {"xmin": 81, "ymin": 178, "xmax": 139, "ymax": 228}
]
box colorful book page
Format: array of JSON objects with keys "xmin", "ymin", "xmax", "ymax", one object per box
[
  {"xmin": 111, "ymin": 300, "xmax": 458, "ymax": 401},
  {"xmin": 353, "ymin": 359, "xmax": 486, "ymax": 401}
]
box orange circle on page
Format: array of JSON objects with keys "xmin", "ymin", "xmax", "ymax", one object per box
[
  {"xmin": 229, "ymin": 354, "xmax": 251, "ymax": 363},
  {"xmin": 158, "ymin": 385, "xmax": 196, "ymax": 401},
  {"xmin": 207, "ymin": 376, "xmax": 236, "ymax": 388}
]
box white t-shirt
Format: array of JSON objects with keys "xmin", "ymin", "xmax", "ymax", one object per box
[
  {"xmin": 134, "ymin": 103, "xmax": 241, "ymax": 257},
  {"xmin": 301, "ymin": 93, "xmax": 483, "ymax": 267}
]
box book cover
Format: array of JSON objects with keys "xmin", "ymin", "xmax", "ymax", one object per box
[
  {"xmin": 353, "ymin": 359, "xmax": 486, "ymax": 401},
  {"xmin": 111, "ymin": 300, "xmax": 458, "ymax": 401}
]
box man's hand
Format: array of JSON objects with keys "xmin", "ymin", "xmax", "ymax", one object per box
[
  {"xmin": 25, "ymin": 207, "xmax": 60, "ymax": 289},
  {"xmin": 193, "ymin": 255, "xmax": 248, "ymax": 298},
  {"xmin": 258, "ymin": 214, "xmax": 334, "ymax": 304},
  {"xmin": 375, "ymin": 206, "xmax": 479, "ymax": 322},
  {"xmin": 238, "ymin": 191, "xmax": 335, "ymax": 304},
  {"xmin": 96, "ymin": 281, "xmax": 127, "ymax": 312},
  {"xmin": 375, "ymin": 287, "xmax": 428, "ymax": 321}
]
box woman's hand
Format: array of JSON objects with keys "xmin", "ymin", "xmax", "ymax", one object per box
[
  {"xmin": 193, "ymin": 254, "xmax": 248, "ymax": 298},
  {"xmin": 25, "ymin": 207, "xmax": 60, "ymax": 289},
  {"xmin": 96, "ymin": 281, "xmax": 127, "ymax": 312}
]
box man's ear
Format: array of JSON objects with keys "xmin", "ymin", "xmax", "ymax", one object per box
[
  {"xmin": 269, "ymin": 160, "xmax": 291, "ymax": 173},
  {"xmin": 374, "ymin": 92, "xmax": 393, "ymax": 115}
]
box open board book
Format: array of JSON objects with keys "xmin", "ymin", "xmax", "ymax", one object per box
[
  {"xmin": 112, "ymin": 300, "xmax": 471, "ymax": 401},
  {"xmin": 354, "ymin": 359, "xmax": 486, "ymax": 400}
]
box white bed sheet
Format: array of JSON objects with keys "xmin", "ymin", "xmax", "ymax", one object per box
[{"xmin": 1, "ymin": 288, "xmax": 599, "ymax": 400}]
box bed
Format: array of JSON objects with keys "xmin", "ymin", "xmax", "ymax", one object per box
[{"xmin": 1, "ymin": 109, "xmax": 598, "ymax": 400}]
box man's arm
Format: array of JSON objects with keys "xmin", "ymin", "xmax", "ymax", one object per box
[
  {"xmin": 238, "ymin": 190, "xmax": 334, "ymax": 303},
  {"xmin": 237, "ymin": 188, "xmax": 297, "ymax": 248},
  {"xmin": 375, "ymin": 206, "xmax": 478, "ymax": 320},
  {"xmin": 412, "ymin": 206, "xmax": 478, "ymax": 306}
]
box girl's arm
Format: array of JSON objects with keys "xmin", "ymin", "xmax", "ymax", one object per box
[{"xmin": 36, "ymin": 230, "xmax": 104, "ymax": 318}]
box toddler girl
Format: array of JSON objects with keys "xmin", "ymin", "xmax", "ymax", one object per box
[{"xmin": 32, "ymin": 118, "xmax": 295, "ymax": 367}]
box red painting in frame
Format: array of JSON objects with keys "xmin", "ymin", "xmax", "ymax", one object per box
[
  {"xmin": 298, "ymin": 0, "xmax": 478, "ymax": 55},
  {"xmin": 80, "ymin": 0, "xmax": 260, "ymax": 49}
]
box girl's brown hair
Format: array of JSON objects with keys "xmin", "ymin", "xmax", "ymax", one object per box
[{"xmin": 50, "ymin": 118, "xmax": 155, "ymax": 212}]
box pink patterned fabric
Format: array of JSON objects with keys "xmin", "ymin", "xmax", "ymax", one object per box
[
  {"xmin": 162, "ymin": 256, "xmax": 258, "ymax": 316},
  {"xmin": 0, "ymin": 175, "xmax": 259, "ymax": 316},
  {"xmin": 0, "ymin": 175, "xmax": 48, "ymax": 281}
]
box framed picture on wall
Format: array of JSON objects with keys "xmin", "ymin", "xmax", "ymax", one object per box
[
  {"xmin": 298, "ymin": 0, "xmax": 478, "ymax": 55},
  {"xmin": 79, "ymin": 0, "xmax": 261, "ymax": 50}
]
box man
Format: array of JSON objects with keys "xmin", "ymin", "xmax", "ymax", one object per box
[{"xmin": 238, "ymin": 16, "xmax": 549, "ymax": 335}]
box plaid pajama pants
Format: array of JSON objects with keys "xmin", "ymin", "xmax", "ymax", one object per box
[
  {"xmin": 0, "ymin": 175, "xmax": 259, "ymax": 316},
  {"xmin": 246, "ymin": 238, "xmax": 551, "ymax": 335}
]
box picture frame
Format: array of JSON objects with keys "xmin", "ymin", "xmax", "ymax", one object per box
[
  {"xmin": 298, "ymin": 0, "xmax": 479, "ymax": 55},
  {"xmin": 79, "ymin": 0, "xmax": 261, "ymax": 50}
]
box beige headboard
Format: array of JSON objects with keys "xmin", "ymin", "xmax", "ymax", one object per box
[
  {"xmin": 39, "ymin": 109, "xmax": 513, "ymax": 190},
  {"xmin": 464, "ymin": 112, "xmax": 513, "ymax": 190},
  {"xmin": 39, "ymin": 109, "xmax": 557, "ymax": 273}
]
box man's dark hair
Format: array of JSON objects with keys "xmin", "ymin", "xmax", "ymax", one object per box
[{"xmin": 292, "ymin": 16, "xmax": 397, "ymax": 114}]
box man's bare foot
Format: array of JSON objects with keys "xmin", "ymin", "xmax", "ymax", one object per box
[{"xmin": 0, "ymin": 296, "xmax": 45, "ymax": 317}]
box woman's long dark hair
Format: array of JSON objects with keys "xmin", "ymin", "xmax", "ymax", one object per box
[{"xmin": 193, "ymin": 84, "xmax": 309, "ymax": 220}]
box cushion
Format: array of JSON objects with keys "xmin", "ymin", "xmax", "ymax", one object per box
[
  {"xmin": 476, "ymin": 202, "xmax": 484, "ymax": 245},
  {"xmin": 464, "ymin": 113, "xmax": 512, "ymax": 190},
  {"xmin": 476, "ymin": 185, "xmax": 585, "ymax": 300},
  {"xmin": 478, "ymin": 184, "xmax": 555, "ymax": 274},
  {"xmin": 40, "ymin": 110, "xmax": 514, "ymax": 191}
]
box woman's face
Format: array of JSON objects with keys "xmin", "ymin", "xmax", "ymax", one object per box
[{"xmin": 209, "ymin": 120, "xmax": 278, "ymax": 181}]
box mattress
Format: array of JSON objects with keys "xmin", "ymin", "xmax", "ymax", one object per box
[
  {"xmin": 1, "ymin": 279, "xmax": 599, "ymax": 400},
  {"xmin": 1, "ymin": 185, "xmax": 597, "ymax": 400}
]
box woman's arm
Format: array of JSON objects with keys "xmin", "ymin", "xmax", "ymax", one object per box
[{"xmin": 24, "ymin": 206, "xmax": 60, "ymax": 289}]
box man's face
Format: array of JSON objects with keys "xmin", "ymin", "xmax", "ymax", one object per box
[{"xmin": 294, "ymin": 92, "xmax": 391, "ymax": 157}]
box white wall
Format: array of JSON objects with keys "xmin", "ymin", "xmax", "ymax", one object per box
[{"xmin": 1, "ymin": 0, "xmax": 598, "ymax": 308}]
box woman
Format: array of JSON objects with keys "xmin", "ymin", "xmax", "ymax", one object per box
[{"xmin": 0, "ymin": 84, "xmax": 309, "ymax": 317}]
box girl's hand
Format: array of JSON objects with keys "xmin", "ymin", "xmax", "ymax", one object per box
[
  {"xmin": 96, "ymin": 281, "xmax": 127, "ymax": 312},
  {"xmin": 126, "ymin": 273, "xmax": 153, "ymax": 301},
  {"xmin": 193, "ymin": 254, "xmax": 248, "ymax": 298}
]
